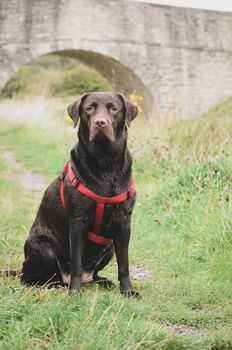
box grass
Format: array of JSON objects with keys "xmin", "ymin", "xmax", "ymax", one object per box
[{"xmin": 1, "ymin": 96, "xmax": 232, "ymax": 349}]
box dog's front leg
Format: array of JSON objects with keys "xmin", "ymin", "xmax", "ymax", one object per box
[
  {"xmin": 114, "ymin": 225, "xmax": 140, "ymax": 298},
  {"xmin": 69, "ymin": 218, "xmax": 85, "ymax": 296}
]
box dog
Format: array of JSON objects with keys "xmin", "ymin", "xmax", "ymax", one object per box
[{"xmin": 21, "ymin": 92, "xmax": 139, "ymax": 297}]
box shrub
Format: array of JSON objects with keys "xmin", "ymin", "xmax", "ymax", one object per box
[
  {"xmin": 53, "ymin": 65, "xmax": 111, "ymax": 96},
  {"xmin": 0, "ymin": 56, "xmax": 111, "ymax": 98}
]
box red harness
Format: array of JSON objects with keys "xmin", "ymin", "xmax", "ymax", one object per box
[{"xmin": 60, "ymin": 161, "xmax": 135, "ymax": 245}]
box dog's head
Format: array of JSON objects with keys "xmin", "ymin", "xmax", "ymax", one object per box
[{"xmin": 67, "ymin": 92, "xmax": 138, "ymax": 143}]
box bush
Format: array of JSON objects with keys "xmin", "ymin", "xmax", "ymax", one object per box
[
  {"xmin": 53, "ymin": 65, "xmax": 111, "ymax": 96},
  {"xmin": 0, "ymin": 56, "xmax": 111, "ymax": 98}
]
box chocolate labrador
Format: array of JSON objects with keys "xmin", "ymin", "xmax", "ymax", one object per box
[{"xmin": 21, "ymin": 92, "xmax": 139, "ymax": 297}]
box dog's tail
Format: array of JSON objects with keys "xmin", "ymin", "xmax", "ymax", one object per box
[{"xmin": 0, "ymin": 269, "xmax": 21, "ymax": 277}]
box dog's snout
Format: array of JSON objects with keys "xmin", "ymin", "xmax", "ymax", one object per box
[{"xmin": 94, "ymin": 118, "xmax": 107, "ymax": 128}]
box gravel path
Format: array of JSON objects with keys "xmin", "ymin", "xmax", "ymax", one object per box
[{"xmin": 2, "ymin": 150, "xmax": 47, "ymax": 192}]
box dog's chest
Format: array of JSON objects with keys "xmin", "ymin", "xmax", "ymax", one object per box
[
  {"xmin": 100, "ymin": 199, "xmax": 133, "ymax": 233},
  {"xmin": 99, "ymin": 175, "xmax": 128, "ymax": 197},
  {"xmin": 93, "ymin": 162, "xmax": 127, "ymax": 188}
]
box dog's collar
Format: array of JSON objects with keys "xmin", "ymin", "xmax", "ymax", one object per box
[{"xmin": 60, "ymin": 161, "xmax": 135, "ymax": 245}]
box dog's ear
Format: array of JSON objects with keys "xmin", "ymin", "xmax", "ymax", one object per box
[
  {"xmin": 67, "ymin": 93, "xmax": 89, "ymax": 128},
  {"xmin": 118, "ymin": 94, "xmax": 138, "ymax": 127}
]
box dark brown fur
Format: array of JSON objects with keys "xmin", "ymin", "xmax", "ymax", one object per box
[{"xmin": 21, "ymin": 92, "xmax": 139, "ymax": 297}]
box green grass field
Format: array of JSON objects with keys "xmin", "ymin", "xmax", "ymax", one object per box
[{"xmin": 0, "ymin": 97, "xmax": 232, "ymax": 349}]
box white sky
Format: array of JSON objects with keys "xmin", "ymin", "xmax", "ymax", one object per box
[{"xmin": 131, "ymin": 0, "xmax": 232, "ymax": 12}]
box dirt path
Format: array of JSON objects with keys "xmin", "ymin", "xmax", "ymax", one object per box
[
  {"xmin": 129, "ymin": 265, "xmax": 152, "ymax": 280},
  {"xmin": 2, "ymin": 150, "xmax": 47, "ymax": 192},
  {"xmin": 169, "ymin": 324, "xmax": 206, "ymax": 337}
]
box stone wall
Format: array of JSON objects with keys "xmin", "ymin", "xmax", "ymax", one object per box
[{"xmin": 1, "ymin": 0, "xmax": 232, "ymax": 119}]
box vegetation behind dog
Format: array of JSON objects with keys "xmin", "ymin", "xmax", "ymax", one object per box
[
  {"xmin": 0, "ymin": 56, "xmax": 111, "ymax": 99},
  {"xmin": 0, "ymin": 91, "xmax": 232, "ymax": 348}
]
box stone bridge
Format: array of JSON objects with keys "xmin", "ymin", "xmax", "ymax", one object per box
[{"xmin": 1, "ymin": 0, "xmax": 232, "ymax": 119}]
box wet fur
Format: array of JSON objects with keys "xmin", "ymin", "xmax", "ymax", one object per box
[{"xmin": 21, "ymin": 92, "xmax": 139, "ymax": 297}]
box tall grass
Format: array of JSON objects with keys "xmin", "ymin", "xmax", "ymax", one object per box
[{"xmin": 0, "ymin": 95, "xmax": 232, "ymax": 349}]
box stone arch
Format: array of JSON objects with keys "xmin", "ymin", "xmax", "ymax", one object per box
[
  {"xmin": 52, "ymin": 50, "xmax": 153, "ymax": 113},
  {"xmin": 1, "ymin": 49, "xmax": 153, "ymax": 113}
]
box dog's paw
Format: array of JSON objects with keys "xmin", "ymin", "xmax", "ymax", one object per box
[
  {"xmin": 97, "ymin": 278, "xmax": 115, "ymax": 288},
  {"xmin": 69, "ymin": 276, "xmax": 83, "ymax": 296},
  {"xmin": 93, "ymin": 275, "xmax": 115, "ymax": 288},
  {"xmin": 121, "ymin": 289, "xmax": 141, "ymax": 299},
  {"xmin": 68, "ymin": 287, "xmax": 83, "ymax": 297}
]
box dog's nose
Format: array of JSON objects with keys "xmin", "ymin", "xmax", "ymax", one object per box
[{"xmin": 94, "ymin": 118, "xmax": 107, "ymax": 128}]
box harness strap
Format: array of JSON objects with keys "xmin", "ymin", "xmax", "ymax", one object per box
[
  {"xmin": 94, "ymin": 203, "xmax": 105, "ymax": 234},
  {"xmin": 88, "ymin": 232, "xmax": 111, "ymax": 245},
  {"xmin": 60, "ymin": 161, "xmax": 135, "ymax": 245},
  {"xmin": 60, "ymin": 179, "xmax": 66, "ymax": 211},
  {"xmin": 78, "ymin": 183, "xmax": 132, "ymax": 204},
  {"xmin": 60, "ymin": 162, "xmax": 69, "ymax": 211}
]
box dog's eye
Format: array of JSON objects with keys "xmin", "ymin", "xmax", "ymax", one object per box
[
  {"xmin": 111, "ymin": 106, "xmax": 118, "ymax": 112},
  {"xmin": 86, "ymin": 106, "xmax": 94, "ymax": 113}
]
